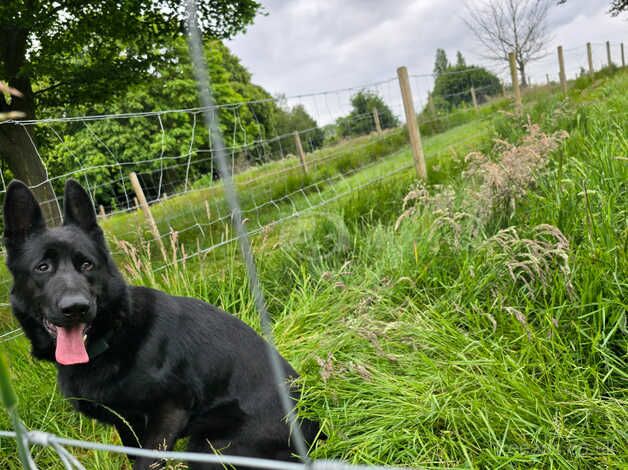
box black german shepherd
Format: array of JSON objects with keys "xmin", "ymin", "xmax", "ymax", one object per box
[{"xmin": 3, "ymin": 179, "xmax": 321, "ymax": 469}]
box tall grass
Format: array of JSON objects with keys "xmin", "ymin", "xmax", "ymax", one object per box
[{"xmin": 0, "ymin": 69, "xmax": 625, "ymax": 468}]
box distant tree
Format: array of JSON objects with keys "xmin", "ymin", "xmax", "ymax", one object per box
[
  {"xmin": 434, "ymin": 49, "xmax": 450, "ymax": 77},
  {"xmin": 274, "ymin": 104, "xmax": 324, "ymax": 155},
  {"xmin": 0, "ymin": 0, "xmax": 262, "ymax": 224},
  {"xmin": 336, "ymin": 91, "xmax": 399, "ymax": 137},
  {"xmin": 456, "ymin": 51, "xmax": 467, "ymax": 67},
  {"xmin": 432, "ymin": 65, "xmax": 501, "ymax": 109},
  {"xmin": 464, "ymin": 0, "xmax": 551, "ymax": 88}
]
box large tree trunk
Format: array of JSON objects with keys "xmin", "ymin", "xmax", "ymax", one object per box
[
  {"xmin": 0, "ymin": 124, "xmax": 62, "ymax": 226},
  {"xmin": 1, "ymin": 24, "xmax": 62, "ymax": 226}
]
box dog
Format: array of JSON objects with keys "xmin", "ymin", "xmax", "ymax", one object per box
[{"xmin": 3, "ymin": 179, "xmax": 321, "ymax": 469}]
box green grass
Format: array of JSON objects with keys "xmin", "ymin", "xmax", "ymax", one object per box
[{"xmin": 0, "ymin": 68, "xmax": 626, "ymax": 468}]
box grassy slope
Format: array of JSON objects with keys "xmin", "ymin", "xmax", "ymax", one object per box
[{"xmin": 0, "ymin": 71, "xmax": 626, "ymax": 468}]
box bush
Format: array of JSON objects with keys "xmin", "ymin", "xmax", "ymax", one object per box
[
  {"xmin": 336, "ymin": 91, "xmax": 399, "ymax": 137},
  {"xmin": 433, "ymin": 65, "xmax": 501, "ymax": 110}
]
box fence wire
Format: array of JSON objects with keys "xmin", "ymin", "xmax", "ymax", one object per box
[
  {"xmin": 0, "ymin": 430, "xmax": 406, "ymax": 470},
  {"xmin": 0, "ymin": 37, "xmax": 624, "ymax": 468}
]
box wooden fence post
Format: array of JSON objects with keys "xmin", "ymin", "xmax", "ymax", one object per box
[
  {"xmin": 397, "ymin": 66, "xmax": 427, "ymax": 180},
  {"xmin": 98, "ymin": 205, "xmax": 106, "ymax": 219},
  {"xmin": 557, "ymin": 45, "xmax": 567, "ymax": 95},
  {"xmin": 129, "ymin": 171, "xmax": 168, "ymax": 261},
  {"xmin": 587, "ymin": 42, "xmax": 594, "ymax": 75},
  {"xmin": 372, "ymin": 108, "xmax": 383, "ymax": 135},
  {"xmin": 508, "ymin": 52, "xmax": 521, "ymax": 114},
  {"xmin": 621, "ymin": 43, "xmax": 625, "ymax": 67},
  {"xmin": 606, "ymin": 41, "xmax": 612, "ymax": 67},
  {"xmin": 293, "ymin": 131, "xmax": 308, "ymax": 174},
  {"xmin": 470, "ymin": 86, "xmax": 478, "ymax": 111}
]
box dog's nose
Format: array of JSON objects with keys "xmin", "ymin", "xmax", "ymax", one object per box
[{"xmin": 59, "ymin": 296, "xmax": 90, "ymax": 319}]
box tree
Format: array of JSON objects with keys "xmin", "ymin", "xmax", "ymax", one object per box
[
  {"xmin": 456, "ymin": 51, "xmax": 467, "ymax": 68},
  {"xmin": 38, "ymin": 38, "xmax": 284, "ymax": 207},
  {"xmin": 274, "ymin": 104, "xmax": 324, "ymax": 156},
  {"xmin": 433, "ymin": 49, "xmax": 450, "ymax": 77},
  {"xmin": 464, "ymin": 0, "xmax": 551, "ymax": 88},
  {"xmin": 0, "ymin": 0, "xmax": 261, "ymax": 224},
  {"xmin": 432, "ymin": 65, "xmax": 501, "ymax": 110},
  {"xmin": 336, "ymin": 91, "xmax": 399, "ymax": 138}
]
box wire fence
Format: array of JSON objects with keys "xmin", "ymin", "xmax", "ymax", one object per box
[
  {"xmin": 0, "ymin": 30, "xmax": 625, "ymax": 469},
  {"xmin": 0, "ymin": 40, "xmax": 615, "ymax": 217}
]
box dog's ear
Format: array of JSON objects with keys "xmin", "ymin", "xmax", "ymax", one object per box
[
  {"xmin": 3, "ymin": 180, "xmax": 46, "ymax": 247},
  {"xmin": 63, "ymin": 179, "xmax": 99, "ymax": 232}
]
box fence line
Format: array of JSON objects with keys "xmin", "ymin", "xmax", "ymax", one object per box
[
  {"xmin": 0, "ymin": 85, "xmax": 483, "ymax": 219},
  {"xmin": 112, "ymin": 114, "xmax": 492, "ymax": 257},
  {"xmin": 0, "ymin": 124, "xmax": 493, "ymax": 343},
  {"xmin": 6, "ymin": 109, "xmax": 382, "ymax": 194},
  {"xmin": 3, "ymin": 84, "xmax": 471, "ymax": 200},
  {"xmin": 0, "ymin": 38, "xmax": 624, "ymax": 468},
  {"xmin": 109, "ymin": 106, "xmax": 486, "ymax": 233}
]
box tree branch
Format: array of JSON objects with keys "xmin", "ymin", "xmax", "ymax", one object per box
[{"xmin": 32, "ymin": 82, "xmax": 68, "ymax": 97}]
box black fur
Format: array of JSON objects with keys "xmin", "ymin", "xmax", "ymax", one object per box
[{"xmin": 3, "ymin": 179, "xmax": 321, "ymax": 469}]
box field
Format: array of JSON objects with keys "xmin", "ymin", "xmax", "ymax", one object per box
[{"xmin": 0, "ymin": 69, "xmax": 626, "ymax": 468}]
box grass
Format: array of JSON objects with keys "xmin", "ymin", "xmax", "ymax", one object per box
[{"xmin": 0, "ymin": 68, "xmax": 626, "ymax": 468}]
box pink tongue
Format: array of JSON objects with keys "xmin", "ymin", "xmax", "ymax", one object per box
[{"xmin": 55, "ymin": 324, "xmax": 89, "ymax": 365}]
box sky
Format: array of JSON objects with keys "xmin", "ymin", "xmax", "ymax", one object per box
[{"xmin": 226, "ymin": 0, "xmax": 626, "ymax": 124}]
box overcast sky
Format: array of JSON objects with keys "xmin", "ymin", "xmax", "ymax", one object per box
[{"xmin": 226, "ymin": 0, "xmax": 626, "ymax": 124}]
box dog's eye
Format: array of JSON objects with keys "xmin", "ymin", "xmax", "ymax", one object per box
[
  {"xmin": 80, "ymin": 261, "xmax": 94, "ymax": 272},
  {"xmin": 35, "ymin": 262, "xmax": 50, "ymax": 273}
]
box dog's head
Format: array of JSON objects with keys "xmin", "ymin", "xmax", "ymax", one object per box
[{"xmin": 3, "ymin": 179, "xmax": 127, "ymax": 365}]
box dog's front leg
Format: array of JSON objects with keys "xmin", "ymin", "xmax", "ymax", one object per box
[{"xmin": 132, "ymin": 403, "xmax": 188, "ymax": 470}]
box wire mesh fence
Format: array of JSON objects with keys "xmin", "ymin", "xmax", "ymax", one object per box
[{"xmin": 0, "ymin": 29, "xmax": 624, "ymax": 469}]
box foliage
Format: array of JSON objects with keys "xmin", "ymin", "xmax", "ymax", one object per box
[
  {"xmin": 336, "ymin": 91, "xmax": 399, "ymax": 138},
  {"xmin": 433, "ymin": 48, "xmax": 449, "ymax": 76},
  {"xmin": 36, "ymin": 39, "xmax": 322, "ymax": 207},
  {"xmin": 0, "ymin": 0, "xmax": 262, "ymax": 113},
  {"xmin": 607, "ymin": 0, "xmax": 628, "ymax": 14},
  {"xmin": 432, "ymin": 65, "xmax": 501, "ymax": 110},
  {"xmin": 455, "ymin": 50, "xmax": 466, "ymax": 67},
  {"xmin": 0, "ymin": 0, "xmax": 263, "ymax": 222},
  {"xmin": 273, "ymin": 102, "xmax": 325, "ymax": 155}
]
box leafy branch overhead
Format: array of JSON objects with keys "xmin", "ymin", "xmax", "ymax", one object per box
[{"xmin": 0, "ymin": 1, "xmax": 262, "ymax": 111}]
